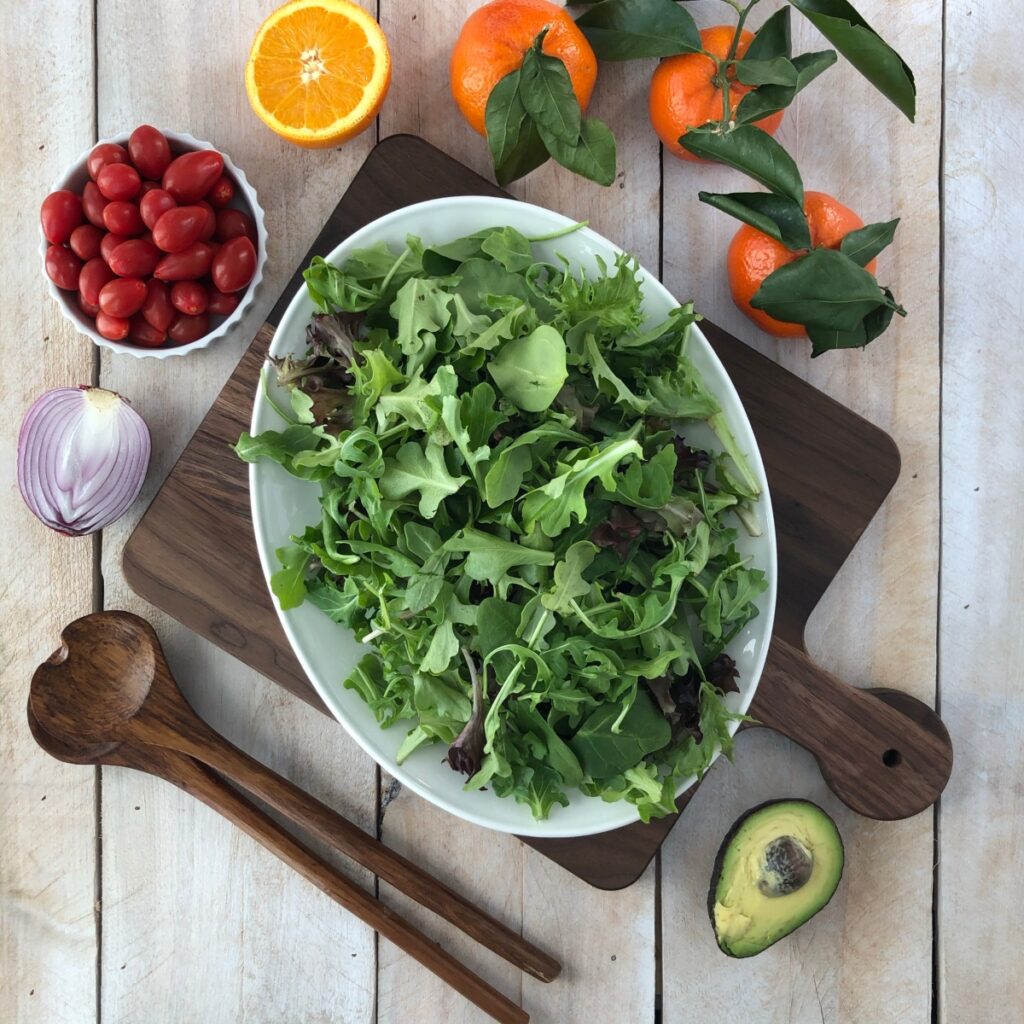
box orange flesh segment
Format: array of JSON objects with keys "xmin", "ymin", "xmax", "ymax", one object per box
[{"xmin": 246, "ymin": 1, "xmax": 389, "ymax": 143}]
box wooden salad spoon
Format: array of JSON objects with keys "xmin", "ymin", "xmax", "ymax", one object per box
[
  {"xmin": 26, "ymin": 705, "xmax": 530, "ymax": 1024},
  {"xmin": 30, "ymin": 611, "xmax": 562, "ymax": 1021}
]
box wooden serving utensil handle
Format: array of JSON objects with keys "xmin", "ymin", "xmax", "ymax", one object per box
[
  {"xmin": 748, "ymin": 636, "xmax": 953, "ymax": 820},
  {"xmin": 134, "ymin": 743, "xmax": 529, "ymax": 1024},
  {"xmin": 168, "ymin": 720, "xmax": 559, "ymax": 984}
]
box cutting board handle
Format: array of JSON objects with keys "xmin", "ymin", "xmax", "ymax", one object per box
[{"xmin": 749, "ymin": 637, "xmax": 953, "ymax": 819}]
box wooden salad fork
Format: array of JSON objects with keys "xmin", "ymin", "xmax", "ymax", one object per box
[{"xmin": 29, "ymin": 611, "xmax": 561, "ymax": 1024}]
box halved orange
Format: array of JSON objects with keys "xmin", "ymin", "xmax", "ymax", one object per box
[{"xmin": 245, "ymin": 0, "xmax": 391, "ymax": 148}]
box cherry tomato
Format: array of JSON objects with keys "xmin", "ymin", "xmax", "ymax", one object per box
[
  {"xmin": 102, "ymin": 201, "xmax": 144, "ymax": 236},
  {"xmin": 97, "ymin": 162, "xmax": 141, "ymax": 201},
  {"xmin": 128, "ymin": 125, "xmax": 172, "ymax": 180},
  {"xmin": 108, "ymin": 238, "xmax": 160, "ymax": 277},
  {"xmin": 167, "ymin": 311, "xmax": 210, "ymax": 344},
  {"xmin": 98, "ymin": 277, "xmax": 147, "ymax": 318},
  {"xmin": 77, "ymin": 292, "xmax": 100, "ymax": 318},
  {"xmin": 211, "ymin": 236, "xmax": 257, "ymax": 293},
  {"xmin": 128, "ymin": 313, "xmax": 167, "ymax": 348},
  {"xmin": 69, "ymin": 223, "xmax": 103, "ymax": 261},
  {"xmin": 45, "ymin": 245, "xmax": 83, "ymax": 290},
  {"xmin": 96, "ymin": 311, "xmax": 130, "ymax": 341},
  {"xmin": 206, "ymin": 175, "xmax": 235, "ymax": 208},
  {"xmin": 140, "ymin": 188, "xmax": 177, "ymax": 230},
  {"xmin": 206, "ymin": 288, "xmax": 239, "ymax": 316},
  {"xmin": 40, "ymin": 190, "xmax": 84, "ymax": 245},
  {"xmin": 196, "ymin": 201, "xmax": 217, "ymax": 241},
  {"xmin": 162, "ymin": 150, "xmax": 224, "ymax": 203},
  {"xmin": 139, "ymin": 180, "xmax": 163, "ymax": 196},
  {"xmin": 79, "ymin": 258, "xmax": 116, "ymax": 305},
  {"xmin": 170, "ymin": 280, "xmax": 208, "ymax": 316},
  {"xmin": 141, "ymin": 279, "xmax": 175, "ymax": 331},
  {"xmin": 152, "ymin": 205, "xmax": 208, "ymax": 253},
  {"xmin": 81, "ymin": 182, "xmax": 109, "ymax": 228},
  {"xmin": 214, "ymin": 207, "xmax": 256, "ymax": 245},
  {"xmin": 154, "ymin": 242, "xmax": 214, "ymax": 281},
  {"xmin": 99, "ymin": 233, "xmax": 126, "ymax": 265},
  {"xmin": 87, "ymin": 142, "xmax": 129, "ymax": 181}
]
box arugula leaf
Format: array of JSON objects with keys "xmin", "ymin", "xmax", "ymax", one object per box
[
  {"xmin": 446, "ymin": 527, "xmax": 555, "ymax": 582},
  {"xmin": 542, "ymin": 542, "xmax": 597, "ymax": 612},
  {"xmin": 481, "ymin": 226, "xmax": 535, "ymax": 273},
  {"xmin": 522, "ymin": 436, "xmax": 644, "ymax": 536},
  {"xmin": 488, "ymin": 325, "xmax": 568, "ymax": 412},
  {"xmin": 389, "ymin": 277, "xmax": 452, "ymax": 374},
  {"xmin": 570, "ymin": 689, "xmax": 672, "ymax": 780},
  {"xmin": 234, "ymin": 424, "xmax": 325, "ymax": 467},
  {"xmin": 270, "ymin": 547, "xmax": 310, "ymax": 610},
  {"xmin": 380, "ymin": 440, "xmax": 468, "ymax": 517}
]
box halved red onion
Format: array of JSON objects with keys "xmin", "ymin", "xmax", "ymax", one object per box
[{"xmin": 17, "ymin": 387, "xmax": 151, "ymax": 536}]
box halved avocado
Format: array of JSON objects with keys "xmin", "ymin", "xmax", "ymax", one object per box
[{"xmin": 709, "ymin": 799, "xmax": 844, "ymax": 958}]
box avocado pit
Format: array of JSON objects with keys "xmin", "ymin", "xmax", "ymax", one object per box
[{"xmin": 758, "ymin": 834, "xmax": 814, "ymax": 897}]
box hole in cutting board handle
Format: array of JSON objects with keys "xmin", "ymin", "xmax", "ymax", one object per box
[{"xmin": 882, "ymin": 748, "xmax": 902, "ymax": 768}]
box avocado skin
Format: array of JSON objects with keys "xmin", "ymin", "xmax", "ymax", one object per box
[{"xmin": 707, "ymin": 799, "xmax": 845, "ymax": 959}]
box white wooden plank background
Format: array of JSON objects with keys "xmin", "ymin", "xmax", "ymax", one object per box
[{"xmin": 1, "ymin": 0, "xmax": 1019, "ymax": 1022}]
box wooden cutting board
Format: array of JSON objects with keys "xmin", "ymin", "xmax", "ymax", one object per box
[{"xmin": 123, "ymin": 135, "xmax": 952, "ymax": 890}]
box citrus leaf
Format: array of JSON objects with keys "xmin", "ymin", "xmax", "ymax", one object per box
[
  {"xmin": 806, "ymin": 321, "xmax": 866, "ymax": 356},
  {"xmin": 735, "ymin": 56, "xmax": 798, "ymax": 87},
  {"xmin": 861, "ymin": 285, "xmax": 903, "ymax": 339},
  {"xmin": 751, "ymin": 247, "xmax": 892, "ymax": 331},
  {"xmin": 734, "ymin": 49, "xmax": 837, "ymax": 123},
  {"xmin": 788, "ymin": 0, "xmax": 916, "ymax": 121},
  {"xmin": 839, "ymin": 218, "xmax": 900, "ymax": 266},
  {"xmin": 520, "ymin": 33, "xmax": 581, "ymax": 148},
  {"xmin": 680, "ymin": 125, "xmax": 804, "ymax": 206},
  {"xmin": 547, "ymin": 117, "xmax": 617, "ymax": 187},
  {"xmin": 576, "ymin": 0, "xmax": 701, "ymax": 60},
  {"xmin": 485, "ymin": 69, "xmax": 550, "ymax": 186},
  {"xmin": 745, "ymin": 6, "xmax": 792, "ymax": 60},
  {"xmin": 806, "ymin": 287, "xmax": 902, "ymax": 357},
  {"xmin": 496, "ymin": 124, "xmax": 548, "ymax": 186},
  {"xmin": 698, "ymin": 191, "xmax": 811, "ymax": 250}
]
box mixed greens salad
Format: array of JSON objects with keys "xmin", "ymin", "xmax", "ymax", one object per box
[{"xmin": 236, "ymin": 223, "xmax": 768, "ymax": 822}]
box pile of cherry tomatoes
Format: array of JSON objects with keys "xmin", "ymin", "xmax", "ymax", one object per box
[{"xmin": 41, "ymin": 125, "xmax": 259, "ymax": 348}]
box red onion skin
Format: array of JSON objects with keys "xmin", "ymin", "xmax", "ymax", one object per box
[{"xmin": 17, "ymin": 386, "xmax": 151, "ymax": 536}]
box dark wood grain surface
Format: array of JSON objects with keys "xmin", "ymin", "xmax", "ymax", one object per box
[{"xmin": 123, "ymin": 135, "xmax": 951, "ymax": 891}]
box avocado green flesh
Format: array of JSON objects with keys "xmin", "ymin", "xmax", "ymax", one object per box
[{"xmin": 711, "ymin": 800, "xmax": 844, "ymax": 958}]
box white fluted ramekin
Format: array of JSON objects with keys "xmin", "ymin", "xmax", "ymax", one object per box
[{"xmin": 40, "ymin": 129, "xmax": 267, "ymax": 358}]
